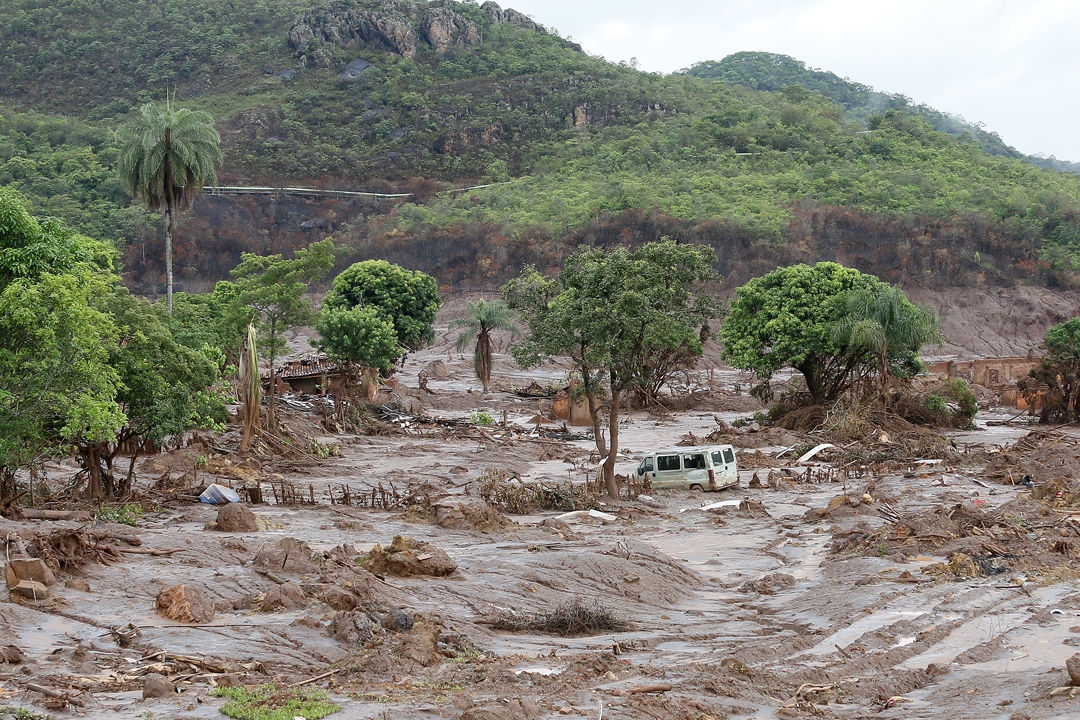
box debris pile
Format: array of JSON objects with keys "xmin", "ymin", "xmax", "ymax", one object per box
[
  {"xmin": 833, "ymin": 497, "xmax": 1080, "ymax": 577},
  {"xmin": 481, "ymin": 597, "xmax": 629, "ymax": 636}
]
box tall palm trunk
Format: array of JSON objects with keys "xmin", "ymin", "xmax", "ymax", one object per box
[
  {"xmin": 475, "ymin": 329, "xmax": 492, "ymax": 392},
  {"xmin": 164, "ymin": 199, "xmax": 174, "ymax": 314}
]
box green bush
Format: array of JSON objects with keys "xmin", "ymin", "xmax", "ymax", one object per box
[
  {"xmin": 470, "ymin": 411, "xmax": 494, "ymax": 426},
  {"xmin": 211, "ymin": 684, "xmax": 339, "ymax": 720}
]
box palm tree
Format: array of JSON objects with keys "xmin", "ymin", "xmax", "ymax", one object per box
[
  {"xmin": 449, "ymin": 299, "xmax": 519, "ymax": 393},
  {"xmin": 832, "ymin": 284, "xmax": 942, "ymax": 401},
  {"xmin": 118, "ymin": 102, "xmax": 222, "ymax": 314}
]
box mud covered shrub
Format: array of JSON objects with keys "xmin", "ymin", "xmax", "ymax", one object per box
[{"xmin": 484, "ymin": 597, "xmax": 629, "ymax": 637}]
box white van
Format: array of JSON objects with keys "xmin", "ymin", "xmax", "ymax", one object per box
[{"xmin": 633, "ymin": 445, "xmax": 738, "ymax": 491}]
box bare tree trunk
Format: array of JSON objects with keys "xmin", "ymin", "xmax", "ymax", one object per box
[
  {"xmin": 164, "ymin": 201, "xmax": 174, "ymax": 315},
  {"xmin": 239, "ymin": 325, "xmax": 260, "ymax": 454},
  {"xmin": 603, "ymin": 388, "xmax": 622, "ymax": 498},
  {"xmin": 476, "ymin": 331, "xmax": 491, "ymax": 393},
  {"xmin": 584, "ymin": 387, "xmax": 607, "ymax": 457}
]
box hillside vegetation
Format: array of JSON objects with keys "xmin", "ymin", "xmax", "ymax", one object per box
[{"xmin": 2, "ymin": 0, "xmax": 1080, "ymax": 290}]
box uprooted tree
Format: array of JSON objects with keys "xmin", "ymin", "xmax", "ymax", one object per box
[
  {"xmin": 505, "ymin": 240, "xmax": 721, "ymax": 498},
  {"xmin": 721, "ymin": 262, "xmax": 940, "ymax": 407},
  {"xmin": 1020, "ymin": 317, "xmax": 1080, "ymax": 423}
]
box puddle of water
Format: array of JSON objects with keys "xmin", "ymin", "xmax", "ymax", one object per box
[
  {"xmin": 16, "ymin": 613, "xmax": 102, "ymax": 655},
  {"xmin": 513, "ymin": 664, "xmax": 566, "ymax": 676},
  {"xmin": 802, "ymin": 608, "xmax": 928, "ymax": 656}
]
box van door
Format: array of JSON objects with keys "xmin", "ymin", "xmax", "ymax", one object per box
[
  {"xmin": 709, "ymin": 446, "xmax": 738, "ymax": 488},
  {"xmin": 652, "ymin": 453, "xmax": 683, "ymax": 488}
]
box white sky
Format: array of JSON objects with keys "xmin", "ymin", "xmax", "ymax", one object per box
[{"xmin": 504, "ymin": 0, "xmax": 1080, "ymax": 161}]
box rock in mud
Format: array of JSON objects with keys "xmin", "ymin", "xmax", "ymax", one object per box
[
  {"xmin": 142, "ymin": 673, "xmax": 175, "ymax": 698},
  {"xmin": 10, "ymin": 580, "xmax": 49, "ymax": 599},
  {"xmin": 738, "ymin": 573, "xmax": 796, "ymax": 595},
  {"xmin": 398, "ymin": 619, "xmax": 442, "ymax": 666},
  {"xmin": 66, "ymin": 578, "xmax": 91, "ymax": 592},
  {"xmin": 1068, "ymin": 652, "xmax": 1080, "ymax": 686},
  {"xmin": 375, "ymin": 607, "xmax": 414, "ymax": 632},
  {"xmin": 214, "ymin": 503, "xmax": 258, "ymax": 532},
  {"xmin": 365, "ymin": 535, "xmax": 456, "ymax": 577},
  {"xmin": 260, "ymin": 582, "xmax": 306, "ymax": 612},
  {"xmin": 1, "ymin": 645, "xmax": 24, "ymax": 663},
  {"xmin": 155, "ymin": 584, "xmax": 214, "ymax": 623},
  {"xmin": 5, "ymin": 557, "xmax": 56, "ymax": 589},
  {"xmin": 253, "ymin": 537, "xmax": 321, "ymax": 577},
  {"xmin": 434, "ymin": 498, "xmax": 510, "ymax": 532},
  {"xmin": 319, "ymin": 585, "xmax": 358, "ymax": 610},
  {"xmin": 329, "ymin": 611, "xmax": 376, "ymax": 645}
]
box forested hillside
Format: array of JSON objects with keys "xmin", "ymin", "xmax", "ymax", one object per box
[{"xmin": 2, "ymin": 0, "xmax": 1080, "ymax": 291}]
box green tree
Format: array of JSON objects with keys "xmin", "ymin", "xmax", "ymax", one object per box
[
  {"xmin": 1020, "ymin": 318, "xmax": 1080, "ymax": 423},
  {"xmin": 505, "ymin": 240, "xmax": 720, "ymax": 497},
  {"xmin": 227, "ymin": 238, "xmax": 336, "ymax": 427},
  {"xmin": 449, "ymin": 299, "xmax": 519, "ymax": 393},
  {"xmin": 0, "ymin": 272, "xmax": 124, "ymax": 499},
  {"xmin": 117, "ymin": 102, "xmax": 222, "ymax": 314},
  {"xmin": 77, "ymin": 287, "xmax": 222, "ymax": 497},
  {"xmin": 0, "ymin": 186, "xmax": 124, "ymax": 498},
  {"xmin": 720, "ymin": 262, "xmax": 882, "ymax": 404},
  {"xmin": 324, "ymin": 260, "xmax": 441, "ymax": 352},
  {"xmin": 831, "ymin": 284, "xmax": 942, "ymax": 403},
  {"xmin": 313, "ymin": 306, "xmax": 401, "ymax": 407}
]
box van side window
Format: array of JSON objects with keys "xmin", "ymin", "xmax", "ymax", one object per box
[
  {"xmin": 723, "ymin": 448, "xmax": 735, "ymax": 464},
  {"xmin": 684, "ymin": 454, "xmax": 705, "ymax": 469},
  {"xmin": 711, "ymin": 451, "xmax": 724, "ymax": 466},
  {"xmin": 657, "ymin": 455, "xmax": 681, "ymax": 471}
]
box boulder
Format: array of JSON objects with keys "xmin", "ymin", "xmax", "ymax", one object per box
[
  {"xmin": 66, "ymin": 578, "xmax": 91, "ymax": 592},
  {"xmin": 253, "ymin": 537, "xmax": 321, "ymax": 577},
  {"xmin": 341, "ymin": 58, "xmax": 372, "ymax": 79},
  {"xmin": 215, "ymin": 503, "xmax": 258, "ymax": 532},
  {"xmin": 319, "ymin": 585, "xmax": 358, "ymax": 611},
  {"xmin": 155, "ymin": 584, "xmax": 214, "ymax": 623},
  {"xmin": 6, "ymin": 557, "xmax": 56, "ymax": 589},
  {"xmin": 10, "ymin": 581, "xmax": 49, "ymax": 600},
  {"xmin": 1068, "ymin": 652, "xmax": 1080, "ymax": 686},
  {"xmin": 420, "ymin": 7, "xmax": 481, "ymax": 52},
  {"xmin": 260, "ymin": 582, "xmax": 306, "ymax": 612},
  {"xmin": 365, "ymin": 535, "xmax": 456, "ymax": 577},
  {"xmin": 142, "ymin": 673, "xmax": 175, "ymax": 698}
]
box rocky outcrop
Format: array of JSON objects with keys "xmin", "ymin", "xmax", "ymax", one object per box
[
  {"xmin": 289, "ymin": 1, "xmax": 420, "ymax": 59},
  {"xmin": 420, "ymin": 7, "xmax": 481, "ymax": 52},
  {"xmin": 288, "ymin": 0, "xmax": 563, "ymax": 66}
]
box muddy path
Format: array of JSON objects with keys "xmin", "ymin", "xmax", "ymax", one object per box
[{"xmin": 5, "ymin": 320, "xmax": 1080, "ymax": 719}]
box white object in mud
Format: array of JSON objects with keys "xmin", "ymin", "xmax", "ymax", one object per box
[
  {"xmin": 199, "ymin": 483, "xmax": 240, "ymax": 504},
  {"xmin": 633, "ymin": 444, "xmax": 739, "ymax": 491},
  {"xmin": 797, "ymin": 443, "xmax": 835, "ymax": 464},
  {"xmin": 554, "ymin": 509, "xmax": 618, "ymax": 522},
  {"xmin": 679, "ymin": 499, "xmax": 741, "ymax": 513}
]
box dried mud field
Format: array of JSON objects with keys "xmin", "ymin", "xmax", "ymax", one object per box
[{"xmin": 5, "ymin": 315, "xmax": 1080, "ymax": 720}]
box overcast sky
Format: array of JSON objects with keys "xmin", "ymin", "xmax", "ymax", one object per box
[{"xmin": 505, "ymin": 0, "xmax": 1080, "ymax": 161}]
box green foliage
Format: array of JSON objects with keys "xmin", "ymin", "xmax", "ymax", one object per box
[
  {"xmin": 831, "ymin": 283, "xmax": 942, "ymax": 391},
  {"xmin": 924, "ymin": 394, "xmax": 948, "ymax": 415},
  {"xmin": 0, "ymin": 270, "xmax": 124, "ymax": 475},
  {"xmin": 1020, "ymin": 317, "xmax": 1080, "ymax": 423},
  {"xmin": 227, "ymin": 238, "xmax": 336, "ymax": 367},
  {"xmin": 313, "ymin": 305, "xmax": 401, "ymax": 372},
  {"xmin": 0, "ymin": 185, "xmax": 114, "ymax": 286},
  {"xmin": 469, "ymin": 411, "xmax": 494, "ymax": 426},
  {"xmin": 211, "ymin": 683, "xmax": 339, "ymax": 720},
  {"xmin": 505, "ymin": 240, "xmax": 720, "ymax": 494},
  {"xmin": 96, "ymin": 502, "xmax": 144, "ymax": 526},
  {"xmin": 324, "ymin": 260, "xmax": 440, "ymax": 351},
  {"xmin": 721, "ymin": 262, "xmax": 882, "ymax": 402}
]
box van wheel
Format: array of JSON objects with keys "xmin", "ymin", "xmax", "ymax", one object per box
[{"xmin": 689, "ymin": 483, "xmax": 704, "ymax": 492}]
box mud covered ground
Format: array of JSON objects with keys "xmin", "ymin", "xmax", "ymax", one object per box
[{"xmin": 4, "ymin": 308, "xmax": 1080, "ymax": 720}]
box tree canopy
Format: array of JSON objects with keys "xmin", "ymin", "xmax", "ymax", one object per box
[
  {"xmin": 506, "ymin": 240, "xmax": 720, "ymax": 497},
  {"xmin": 1021, "ymin": 318, "xmax": 1080, "ymax": 423},
  {"xmin": 324, "ymin": 260, "xmax": 441, "ymax": 352}
]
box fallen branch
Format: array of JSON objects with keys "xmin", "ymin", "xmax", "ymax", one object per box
[
  {"xmin": 20, "ymin": 509, "xmax": 92, "ymax": 521},
  {"xmin": 620, "ymin": 684, "xmax": 672, "ymax": 695},
  {"xmin": 24, "ymin": 682, "xmax": 86, "ymax": 707},
  {"xmin": 289, "ymin": 668, "xmax": 338, "ymax": 687},
  {"xmin": 118, "ymin": 547, "xmax": 183, "ymax": 556}
]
